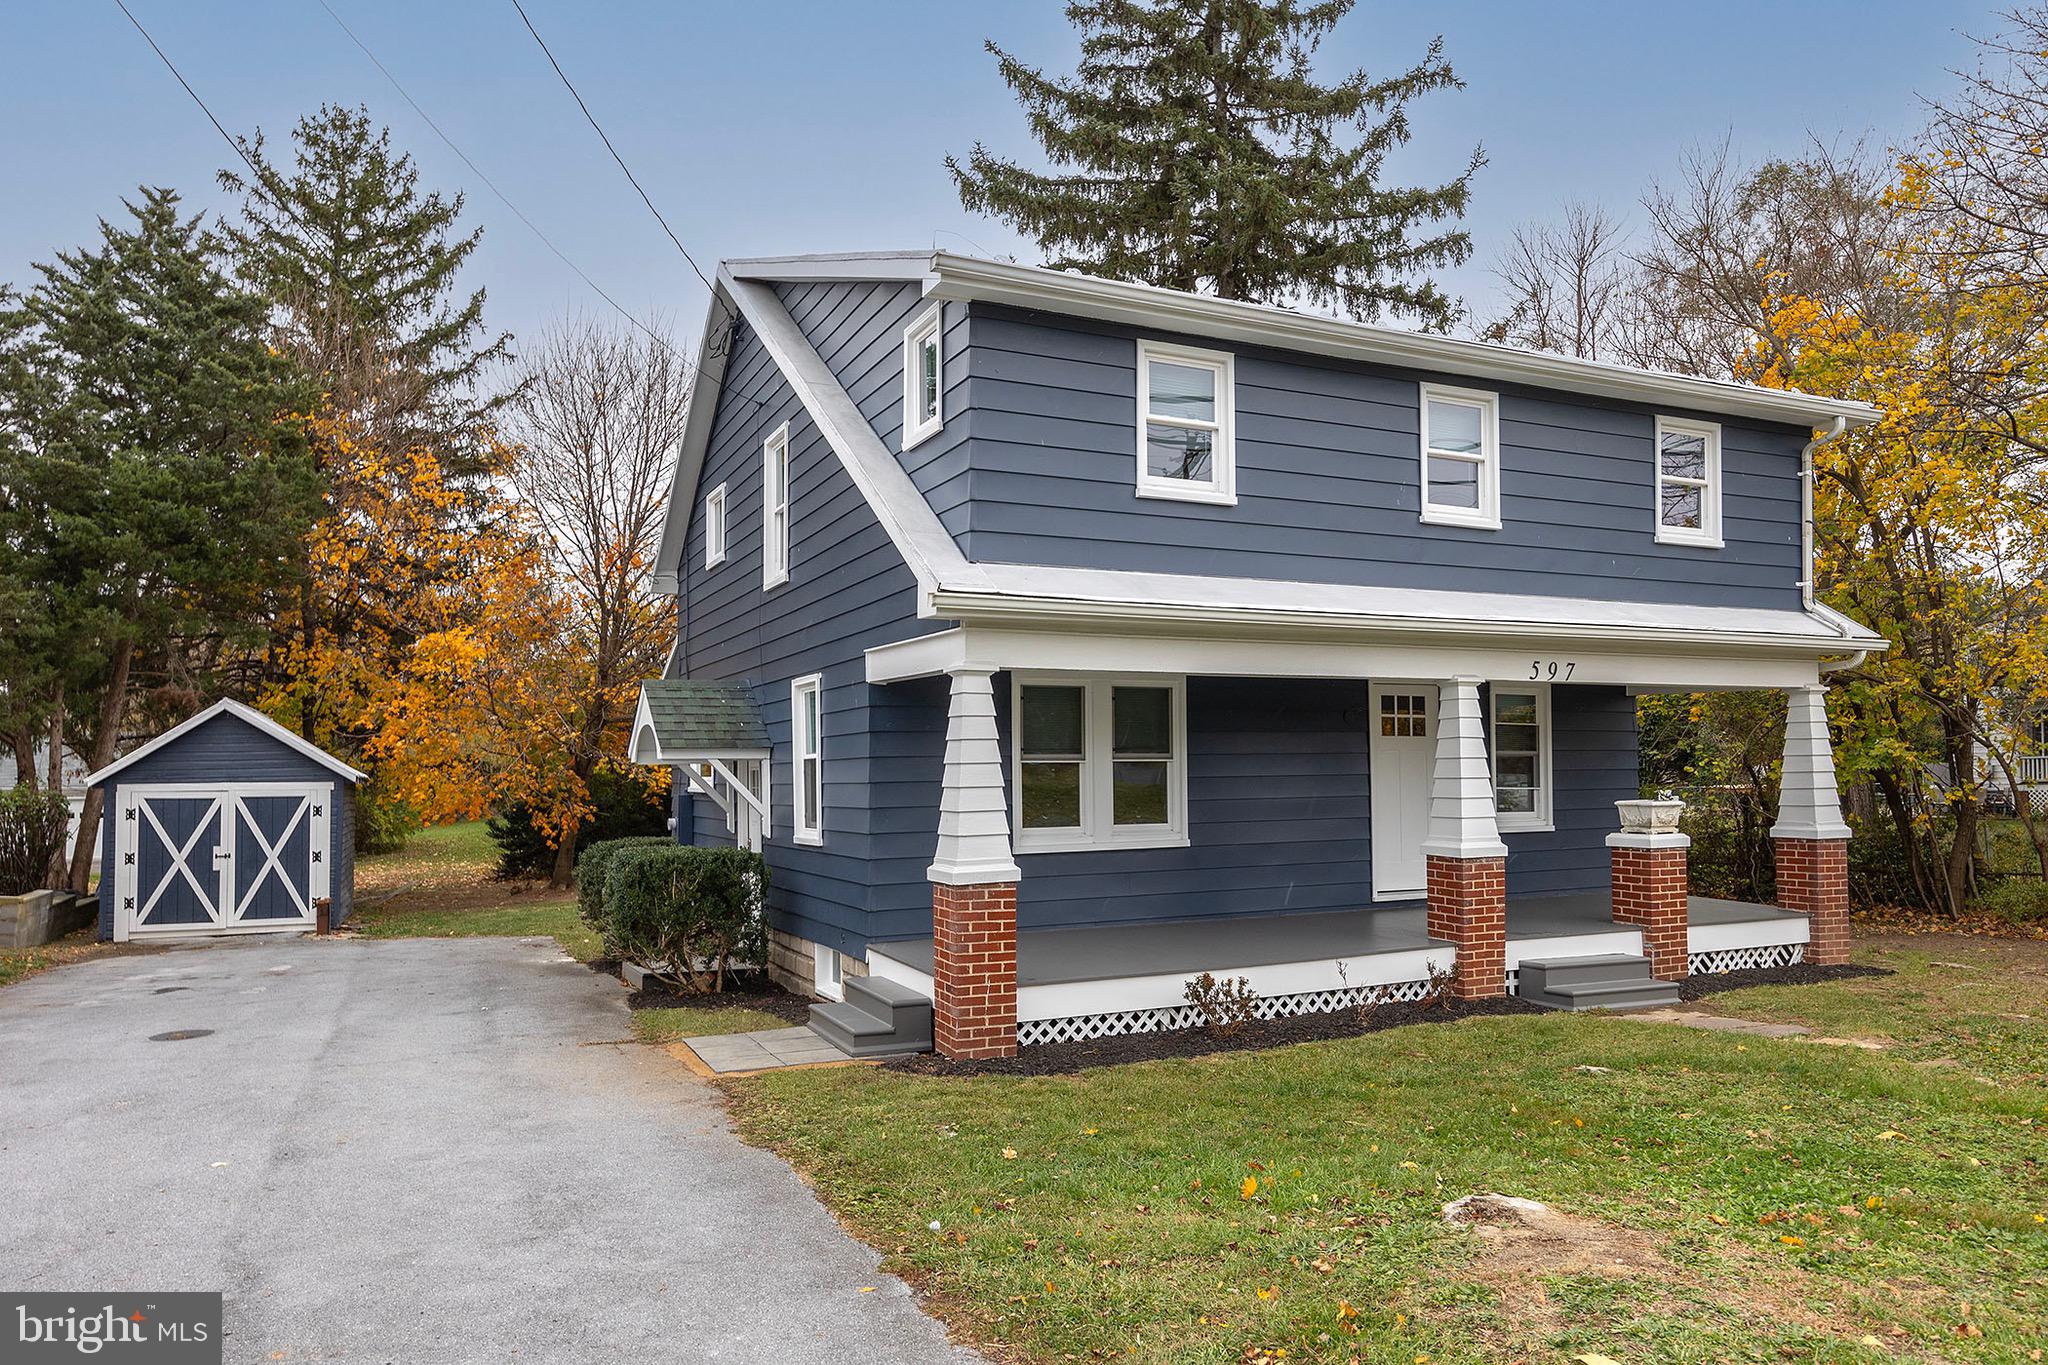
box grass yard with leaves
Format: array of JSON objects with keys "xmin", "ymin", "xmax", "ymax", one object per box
[
  {"xmin": 726, "ymin": 935, "xmax": 2048, "ymax": 1364},
  {"xmin": 353, "ymin": 820, "xmax": 600, "ymax": 961},
  {"xmin": 629, "ymin": 1004, "xmax": 792, "ymax": 1042}
]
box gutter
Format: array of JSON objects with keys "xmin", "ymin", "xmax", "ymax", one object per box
[{"xmin": 1798, "ymin": 415, "xmax": 1867, "ymax": 673}]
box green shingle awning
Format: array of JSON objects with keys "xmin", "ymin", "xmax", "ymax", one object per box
[{"xmin": 629, "ymin": 679, "xmax": 771, "ymax": 765}]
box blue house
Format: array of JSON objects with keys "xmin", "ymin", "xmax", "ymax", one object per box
[{"xmin": 631, "ymin": 251, "xmax": 1884, "ymax": 1058}]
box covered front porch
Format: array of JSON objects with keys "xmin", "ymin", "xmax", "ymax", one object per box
[{"xmin": 867, "ymin": 894, "xmax": 1810, "ymax": 1045}]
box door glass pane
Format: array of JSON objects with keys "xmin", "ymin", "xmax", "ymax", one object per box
[
  {"xmin": 1659, "ymin": 429, "xmax": 1706, "ymax": 479},
  {"xmin": 1146, "ymin": 423, "xmax": 1214, "ymax": 482},
  {"xmin": 1112, "ymin": 761, "xmax": 1169, "ymax": 825},
  {"xmin": 1148, "ymin": 360, "xmax": 1215, "ymax": 422},
  {"xmin": 1021, "ymin": 762, "xmax": 1082, "ymax": 828},
  {"xmin": 1427, "ymin": 398, "xmax": 1482, "ymax": 455},
  {"xmin": 1020, "ymin": 686, "xmax": 1084, "ymax": 757},
  {"xmin": 1112, "ymin": 687, "xmax": 1171, "ymax": 755},
  {"xmin": 1427, "ymin": 455, "xmax": 1480, "ymax": 507}
]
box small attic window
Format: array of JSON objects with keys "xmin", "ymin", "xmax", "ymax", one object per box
[{"xmin": 903, "ymin": 308, "xmax": 943, "ymax": 449}]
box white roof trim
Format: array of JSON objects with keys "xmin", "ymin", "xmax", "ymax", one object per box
[
  {"xmin": 927, "ymin": 562, "xmax": 1889, "ymax": 656},
  {"xmin": 726, "ymin": 251, "xmax": 937, "ymax": 284},
  {"xmin": 87, "ymin": 699, "xmax": 368, "ymax": 787}
]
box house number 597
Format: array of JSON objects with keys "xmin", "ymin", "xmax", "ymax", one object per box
[{"xmin": 1529, "ymin": 660, "xmax": 1575, "ymax": 680}]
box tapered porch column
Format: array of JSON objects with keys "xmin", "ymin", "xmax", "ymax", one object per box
[
  {"xmin": 928, "ymin": 667, "xmax": 1022, "ymax": 1059},
  {"xmin": 1772, "ymin": 684, "xmax": 1852, "ymax": 965},
  {"xmin": 1421, "ymin": 676, "xmax": 1510, "ymax": 999}
]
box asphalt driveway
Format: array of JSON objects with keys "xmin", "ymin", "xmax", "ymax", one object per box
[{"xmin": 0, "ymin": 936, "xmax": 981, "ymax": 1363}]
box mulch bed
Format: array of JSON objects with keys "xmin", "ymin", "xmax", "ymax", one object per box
[
  {"xmin": 624, "ymin": 980, "xmax": 812, "ymax": 1025},
  {"xmin": 884, "ymin": 994, "xmax": 1542, "ymax": 1078},
  {"xmin": 1676, "ymin": 961, "xmax": 1890, "ymax": 1000}
]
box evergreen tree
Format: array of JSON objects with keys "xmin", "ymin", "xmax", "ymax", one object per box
[
  {"xmin": 218, "ymin": 103, "xmax": 512, "ymax": 465},
  {"xmin": 948, "ymin": 0, "xmax": 1484, "ymax": 330},
  {"xmin": 0, "ymin": 189, "xmax": 320, "ymax": 888}
]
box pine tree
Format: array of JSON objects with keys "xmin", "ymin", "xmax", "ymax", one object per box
[
  {"xmin": 0, "ymin": 188, "xmax": 321, "ymax": 888},
  {"xmin": 948, "ymin": 0, "xmax": 1484, "ymax": 330},
  {"xmin": 218, "ymin": 103, "xmax": 512, "ymax": 465}
]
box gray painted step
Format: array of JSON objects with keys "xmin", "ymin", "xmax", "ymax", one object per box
[
  {"xmin": 1518, "ymin": 954, "xmax": 1681, "ymax": 1012},
  {"xmin": 807, "ymin": 979, "xmax": 933, "ymax": 1058}
]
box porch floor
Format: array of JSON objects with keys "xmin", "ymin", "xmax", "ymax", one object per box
[{"xmin": 875, "ymin": 894, "xmax": 1805, "ymax": 989}]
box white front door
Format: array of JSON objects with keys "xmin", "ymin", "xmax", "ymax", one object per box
[{"xmin": 1368, "ymin": 683, "xmax": 1437, "ymax": 900}]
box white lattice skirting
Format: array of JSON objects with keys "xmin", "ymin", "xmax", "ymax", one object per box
[
  {"xmin": 1688, "ymin": 943, "xmax": 1805, "ymax": 975},
  {"xmin": 1016, "ymin": 978, "xmax": 1436, "ymax": 1047}
]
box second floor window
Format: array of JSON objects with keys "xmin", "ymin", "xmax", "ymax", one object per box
[
  {"xmin": 903, "ymin": 308, "xmax": 944, "ymax": 449},
  {"xmin": 762, "ymin": 424, "xmax": 790, "ymax": 589},
  {"xmin": 1655, "ymin": 416, "xmax": 1723, "ymax": 547},
  {"xmin": 1419, "ymin": 383, "xmax": 1501, "ymax": 530},
  {"xmin": 791, "ymin": 674, "xmax": 823, "ymax": 845},
  {"xmin": 1135, "ymin": 341, "xmax": 1236, "ymax": 505},
  {"xmin": 704, "ymin": 483, "xmax": 727, "ymax": 568}
]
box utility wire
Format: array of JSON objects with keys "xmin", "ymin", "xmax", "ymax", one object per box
[
  {"xmin": 309, "ymin": 0, "xmax": 683, "ymax": 363},
  {"xmin": 112, "ymin": 0, "xmax": 282, "ymax": 209},
  {"xmin": 506, "ymin": 0, "xmax": 717, "ymax": 297}
]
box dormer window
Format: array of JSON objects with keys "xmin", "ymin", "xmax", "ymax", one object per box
[
  {"xmin": 1418, "ymin": 383, "xmax": 1501, "ymax": 530},
  {"xmin": 1655, "ymin": 416, "xmax": 1722, "ymax": 547},
  {"xmin": 1135, "ymin": 341, "xmax": 1236, "ymax": 505},
  {"xmin": 903, "ymin": 308, "xmax": 944, "ymax": 449}
]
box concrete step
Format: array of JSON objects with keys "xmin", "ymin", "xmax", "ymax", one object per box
[
  {"xmin": 845, "ymin": 973, "xmax": 934, "ymax": 1038},
  {"xmin": 807, "ymin": 995, "xmax": 932, "ymax": 1057},
  {"xmin": 1517, "ymin": 954, "xmax": 1681, "ymax": 1012},
  {"xmin": 1518, "ymin": 953, "xmax": 1657, "ymax": 991}
]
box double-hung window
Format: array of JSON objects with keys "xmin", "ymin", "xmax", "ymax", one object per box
[
  {"xmin": 1135, "ymin": 341, "xmax": 1235, "ymax": 504},
  {"xmin": 1654, "ymin": 416, "xmax": 1722, "ymax": 547},
  {"xmin": 762, "ymin": 424, "xmax": 790, "ymax": 589},
  {"xmin": 1013, "ymin": 675, "xmax": 1187, "ymax": 852},
  {"xmin": 1418, "ymin": 383, "xmax": 1501, "ymax": 529},
  {"xmin": 791, "ymin": 674, "xmax": 823, "ymax": 845},
  {"xmin": 703, "ymin": 483, "xmax": 727, "ymax": 568},
  {"xmin": 902, "ymin": 308, "xmax": 944, "ymax": 449},
  {"xmin": 1489, "ymin": 683, "xmax": 1552, "ymax": 832}
]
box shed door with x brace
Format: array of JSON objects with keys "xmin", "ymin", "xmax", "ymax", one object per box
[{"xmin": 115, "ymin": 783, "xmax": 331, "ymax": 937}]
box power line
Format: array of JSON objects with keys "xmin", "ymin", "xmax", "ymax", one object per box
[
  {"xmin": 506, "ymin": 0, "xmax": 717, "ymax": 297},
  {"xmin": 111, "ymin": 0, "xmax": 276, "ymax": 203},
  {"xmin": 309, "ymin": 0, "xmax": 682, "ymax": 362}
]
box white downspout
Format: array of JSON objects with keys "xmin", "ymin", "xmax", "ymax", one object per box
[{"xmin": 1800, "ymin": 416, "xmax": 1864, "ymax": 673}]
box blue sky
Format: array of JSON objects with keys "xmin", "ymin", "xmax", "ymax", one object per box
[{"xmin": 0, "ymin": 2, "xmax": 1990, "ymax": 344}]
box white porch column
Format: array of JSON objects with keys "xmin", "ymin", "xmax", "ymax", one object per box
[
  {"xmin": 927, "ymin": 666, "xmax": 1021, "ymax": 1059},
  {"xmin": 1771, "ymin": 683, "xmax": 1851, "ymax": 964},
  {"xmin": 1419, "ymin": 676, "xmax": 1509, "ymax": 999}
]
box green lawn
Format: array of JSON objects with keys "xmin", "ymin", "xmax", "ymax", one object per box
[
  {"xmin": 352, "ymin": 819, "xmax": 600, "ymax": 960},
  {"xmin": 352, "ymin": 899, "xmax": 602, "ymax": 961},
  {"xmin": 630, "ymin": 1004, "xmax": 792, "ymax": 1042},
  {"xmin": 725, "ymin": 938, "xmax": 2048, "ymax": 1364}
]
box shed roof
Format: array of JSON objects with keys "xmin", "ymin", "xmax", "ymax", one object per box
[
  {"xmin": 629, "ymin": 680, "xmax": 771, "ymax": 765},
  {"xmin": 86, "ymin": 699, "xmax": 368, "ymax": 787}
]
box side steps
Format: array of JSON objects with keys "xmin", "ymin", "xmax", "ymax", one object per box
[
  {"xmin": 807, "ymin": 974, "xmax": 933, "ymax": 1057},
  {"xmin": 1517, "ymin": 953, "xmax": 1681, "ymax": 1012}
]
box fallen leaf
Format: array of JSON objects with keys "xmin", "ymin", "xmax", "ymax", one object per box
[
  {"xmin": 1001, "ymin": 1147, "xmax": 1018, "ymax": 1160},
  {"xmin": 1241, "ymin": 1175, "xmax": 1259, "ymax": 1199},
  {"xmin": 857, "ymin": 1286, "xmax": 876, "ymax": 1294}
]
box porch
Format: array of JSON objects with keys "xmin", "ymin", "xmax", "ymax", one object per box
[{"xmin": 868, "ymin": 895, "xmax": 1809, "ymax": 1046}]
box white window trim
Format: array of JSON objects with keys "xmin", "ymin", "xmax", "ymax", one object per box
[
  {"xmin": 1010, "ymin": 673, "xmax": 1190, "ymax": 854},
  {"xmin": 762, "ymin": 423, "xmax": 790, "ymax": 589},
  {"xmin": 902, "ymin": 307, "xmax": 944, "ymax": 450},
  {"xmin": 790, "ymin": 673, "xmax": 823, "ymax": 846},
  {"xmin": 1418, "ymin": 382, "xmax": 1502, "ymax": 531},
  {"xmin": 1134, "ymin": 341, "xmax": 1237, "ymax": 506},
  {"xmin": 1488, "ymin": 681, "xmax": 1553, "ymax": 834},
  {"xmin": 812, "ymin": 941, "xmax": 843, "ymax": 1001},
  {"xmin": 1654, "ymin": 415, "xmax": 1724, "ymax": 548},
  {"xmin": 704, "ymin": 482, "xmax": 727, "ymax": 568}
]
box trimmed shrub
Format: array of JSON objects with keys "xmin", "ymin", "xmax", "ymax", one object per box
[
  {"xmin": 487, "ymin": 766, "xmax": 669, "ymax": 879},
  {"xmin": 0, "ymin": 787, "xmax": 70, "ymax": 895},
  {"xmin": 606, "ymin": 844, "xmax": 768, "ymax": 992},
  {"xmin": 574, "ymin": 835, "xmax": 675, "ymax": 931}
]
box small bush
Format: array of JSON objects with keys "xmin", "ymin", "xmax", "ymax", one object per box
[
  {"xmin": 1183, "ymin": 971, "xmax": 1259, "ymax": 1037},
  {"xmin": 0, "ymin": 787, "xmax": 70, "ymax": 895},
  {"xmin": 1975, "ymin": 876, "xmax": 2048, "ymax": 924},
  {"xmin": 575, "ymin": 835, "xmax": 675, "ymax": 931},
  {"xmin": 488, "ymin": 766, "xmax": 669, "ymax": 879},
  {"xmin": 607, "ymin": 844, "xmax": 768, "ymax": 992}
]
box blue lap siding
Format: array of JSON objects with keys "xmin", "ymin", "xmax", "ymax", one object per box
[{"xmin": 95, "ymin": 711, "xmax": 356, "ymax": 939}]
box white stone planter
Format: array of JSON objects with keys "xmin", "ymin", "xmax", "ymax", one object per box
[{"xmin": 1615, "ymin": 798, "xmax": 1685, "ymax": 834}]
